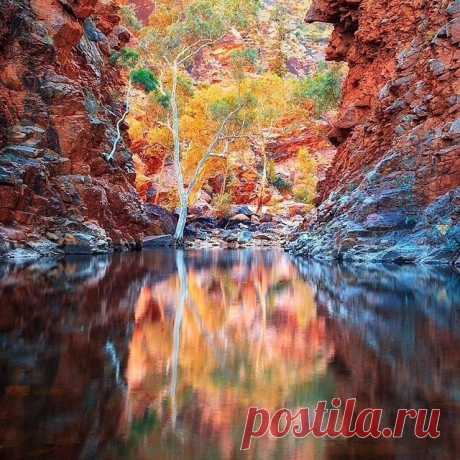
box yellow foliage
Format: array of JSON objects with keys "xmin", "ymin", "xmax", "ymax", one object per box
[{"xmin": 293, "ymin": 147, "xmax": 318, "ymax": 204}]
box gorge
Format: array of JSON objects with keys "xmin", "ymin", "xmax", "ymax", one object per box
[
  {"xmin": 0, "ymin": 0, "xmax": 459, "ymax": 262},
  {"xmin": 1, "ymin": 2, "xmax": 460, "ymax": 459}
]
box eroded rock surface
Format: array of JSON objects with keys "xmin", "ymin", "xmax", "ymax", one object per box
[
  {"xmin": 291, "ymin": 0, "xmax": 460, "ymax": 265},
  {"xmin": 0, "ymin": 0, "xmax": 171, "ymax": 261}
]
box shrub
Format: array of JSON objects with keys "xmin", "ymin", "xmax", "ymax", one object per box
[
  {"xmin": 267, "ymin": 160, "xmax": 277, "ymax": 183},
  {"xmin": 212, "ymin": 193, "xmax": 233, "ymax": 218},
  {"xmin": 294, "ymin": 148, "xmax": 318, "ymax": 204},
  {"xmin": 271, "ymin": 174, "xmax": 292, "ymax": 193},
  {"xmin": 156, "ymin": 92, "xmax": 171, "ymax": 109},
  {"xmin": 294, "ymin": 65, "xmax": 343, "ymax": 115},
  {"xmin": 231, "ymin": 48, "xmax": 259, "ymax": 66},
  {"xmin": 110, "ymin": 48, "xmax": 140, "ymax": 68},
  {"xmin": 294, "ymin": 186, "xmax": 315, "ymax": 205},
  {"xmin": 130, "ymin": 68, "xmax": 159, "ymax": 93}
]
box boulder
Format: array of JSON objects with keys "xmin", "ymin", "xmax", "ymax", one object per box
[
  {"xmin": 230, "ymin": 213, "xmax": 251, "ymax": 223},
  {"xmin": 233, "ymin": 206, "xmax": 255, "ymax": 217},
  {"xmin": 238, "ymin": 230, "xmax": 253, "ymax": 244},
  {"xmin": 143, "ymin": 235, "xmax": 174, "ymax": 248}
]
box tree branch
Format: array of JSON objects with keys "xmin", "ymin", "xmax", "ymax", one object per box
[
  {"xmin": 175, "ymin": 35, "xmax": 225, "ymax": 66},
  {"xmin": 104, "ymin": 79, "xmax": 132, "ymax": 162},
  {"xmin": 187, "ymin": 139, "xmax": 230, "ymax": 196}
]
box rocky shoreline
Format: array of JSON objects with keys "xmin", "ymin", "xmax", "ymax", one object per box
[
  {"xmin": 183, "ymin": 207, "xmax": 304, "ymax": 250},
  {"xmin": 0, "ymin": 204, "xmax": 305, "ymax": 262},
  {"xmin": 287, "ymin": 189, "xmax": 460, "ymax": 266}
]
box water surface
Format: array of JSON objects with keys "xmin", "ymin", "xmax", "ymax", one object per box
[{"xmin": 0, "ymin": 249, "xmax": 459, "ymax": 459}]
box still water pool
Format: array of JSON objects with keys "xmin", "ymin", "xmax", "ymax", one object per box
[{"xmin": 0, "ymin": 249, "xmax": 459, "ymax": 459}]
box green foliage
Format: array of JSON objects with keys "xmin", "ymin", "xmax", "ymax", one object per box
[
  {"xmin": 220, "ymin": 0, "xmax": 261, "ymax": 29},
  {"xmin": 130, "ymin": 68, "xmax": 159, "ymax": 93},
  {"xmin": 120, "ymin": 5, "xmax": 142, "ymax": 32},
  {"xmin": 233, "ymin": 48, "xmax": 258, "ymax": 65},
  {"xmin": 147, "ymin": 0, "xmax": 260, "ymax": 62},
  {"xmin": 156, "ymin": 92, "xmax": 171, "ymax": 109},
  {"xmin": 170, "ymin": 0, "xmax": 226, "ymax": 45},
  {"xmin": 231, "ymin": 48, "xmax": 259, "ymax": 68},
  {"xmin": 294, "ymin": 65, "xmax": 343, "ymax": 115},
  {"xmin": 209, "ymin": 92, "xmax": 256, "ymax": 125},
  {"xmin": 110, "ymin": 48, "xmax": 140, "ymax": 68},
  {"xmin": 270, "ymin": 174, "xmax": 292, "ymax": 193}
]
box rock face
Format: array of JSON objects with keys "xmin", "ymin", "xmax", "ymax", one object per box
[
  {"xmin": 0, "ymin": 0, "xmax": 171, "ymax": 260},
  {"xmin": 291, "ymin": 0, "xmax": 460, "ymax": 265}
]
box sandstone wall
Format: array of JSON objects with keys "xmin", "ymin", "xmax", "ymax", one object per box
[
  {"xmin": 0, "ymin": 0, "xmax": 172, "ymax": 261},
  {"xmin": 291, "ymin": 0, "xmax": 460, "ymax": 264}
]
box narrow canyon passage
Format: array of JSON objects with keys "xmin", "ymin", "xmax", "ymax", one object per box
[
  {"xmin": 0, "ymin": 1, "xmax": 459, "ymax": 459},
  {"xmin": 126, "ymin": 0, "xmax": 342, "ymax": 249}
]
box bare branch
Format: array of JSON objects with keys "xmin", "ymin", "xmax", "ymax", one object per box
[
  {"xmin": 187, "ymin": 105, "xmax": 243, "ymax": 197},
  {"xmin": 187, "ymin": 139, "xmax": 230, "ymax": 196},
  {"xmin": 176, "ymin": 35, "xmax": 225, "ymax": 66},
  {"xmin": 104, "ymin": 79, "xmax": 132, "ymax": 162},
  {"xmin": 175, "ymin": 38, "xmax": 211, "ymax": 62},
  {"xmin": 219, "ymin": 134, "xmax": 252, "ymax": 141}
]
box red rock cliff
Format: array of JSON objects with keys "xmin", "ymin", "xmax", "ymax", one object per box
[
  {"xmin": 291, "ymin": 0, "xmax": 460, "ymax": 264},
  {"xmin": 0, "ymin": 0, "xmax": 173, "ymax": 260}
]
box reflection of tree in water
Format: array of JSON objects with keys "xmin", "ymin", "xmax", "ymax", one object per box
[
  {"xmin": 121, "ymin": 249, "xmax": 334, "ymax": 460},
  {"xmin": 2, "ymin": 251, "xmax": 458, "ymax": 459}
]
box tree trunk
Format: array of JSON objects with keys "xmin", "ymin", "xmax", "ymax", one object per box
[
  {"xmin": 257, "ymin": 145, "xmax": 267, "ymax": 214},
  {"xmin": 170, "ymin": 63, "xmax": 188, "ymax": 246},
  {"xmin": 174, "ymin": 191, "xmax": 188, "ymax": 246}
]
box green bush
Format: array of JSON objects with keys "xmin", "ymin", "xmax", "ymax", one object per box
[
  {"xmin": 110, "ymin": 48, "xmax": 140, "ymax": 68},
  {"xmin": 271, "ymin": 174, "xmax": 292, "ymax": 193},
  {"xmin": 294, "ymin": 65, "xmax": 343, "ymax": 115},
  {"xmin": 156, "ymin": 92, "xmax": 171, "ymax": 109},
  {"xmin": 231, "ymin": 48, "xmax": 259, "ymax": 66},
  {"xmin": 130, "ymin": 68, "xmax": 159, "ymax": 93}
]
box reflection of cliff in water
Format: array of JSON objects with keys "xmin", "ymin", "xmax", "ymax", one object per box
[
  {"xmin": 0, "ymin": 251, "xmax": 176, "ymax": 460},
  {"xmin": 293, "ymin": 258, "xmax": 460, "ymax": 459},
  {"xmin": 0, "ymin": 250, "xmax": 459, "ymax": 460}
]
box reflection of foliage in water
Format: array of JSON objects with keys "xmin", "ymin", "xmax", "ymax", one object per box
[{"xmin": 119, "ymin": 249, "xmax": 333, "ymax": 460}]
